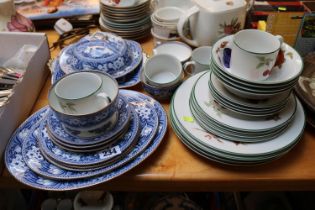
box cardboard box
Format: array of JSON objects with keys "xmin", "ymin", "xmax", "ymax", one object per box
[{"xmin": 0, "ymin": 32, "xmax": 50, "ymax": 172}]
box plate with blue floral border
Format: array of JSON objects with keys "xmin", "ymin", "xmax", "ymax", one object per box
[
  {"xmin": 51, "ymin": 53, "xmax": 146, "ymax": 89},
  {"xmin": 5, "ymin": 90, "xmax": 167, "ymax": 190},
  {"xmin": 46, "ymin": 95, "xmax": 131, "ymax": 148},
  {"xmin": 58, "ymin": 39, "xmax": 142, "ymax": 79},
  {"xmin": 37, "ymin": 106, "xmax": 150, "ymax": 168}
]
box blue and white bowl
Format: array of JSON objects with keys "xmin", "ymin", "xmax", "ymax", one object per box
[
  {"xmin": 48, "ymin": 71, "xmax": 119, "ymax": 132},
  {"xmin": 140, "ymin": 68, "xmax": 183, "ymax": 101}
]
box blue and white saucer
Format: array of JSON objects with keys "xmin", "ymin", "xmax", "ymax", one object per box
[
  {"xmin": 58, "ymin": 39, "xmax": 142, "ymax": 79},
  {"xmin": 47, "ymin": 95, "xmax": 131, "ymax": 148},
  {"xmin": 5, "ymin": 91, "xmax": 167, "ymax": 190},
  {"xmin": 37, "ymin": 108, "xmax": 143, "ymax": 169}
]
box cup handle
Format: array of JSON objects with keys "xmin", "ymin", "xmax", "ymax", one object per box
[
  {"xmin": 96, "ymin": 92, "xmax": 111, "ymax": 104},
  {"xmin": 183, "ymin": 61, "xmax": 196, "ymax": 76},
  {"xmin": 177, "ymin": 6, "xmax": 200, "ymax": 47},
  {"xmin": 275, "ymin": 35, "xmax": 284, "ymax": 47}
]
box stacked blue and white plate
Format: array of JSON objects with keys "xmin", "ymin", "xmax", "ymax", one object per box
[
  {"xmin": 50, "ymin": 32, "xmax": 147, "ymax": 88},
  {"xmin": 4, "ymin": 85, "xmax": 167, "ymax": 190},
  {"xmin": 170, "ymin": 33, "xmax": 305, "ymax": 166}
]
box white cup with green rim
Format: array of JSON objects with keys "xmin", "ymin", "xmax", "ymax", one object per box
[
  {"xmin": 230, "ymin": 29, "xmax": 283, "ymax": 81},
  {"xmin": 54, "ymin": 72, "xmax": 112, "ymax": 115},
  {"xmin": 144, "ymin": 54, "xmax": 183, "ymax": 87},
  {"xmin": 183, "ymin": 46, "xmax": 212, "ymax": 76}
]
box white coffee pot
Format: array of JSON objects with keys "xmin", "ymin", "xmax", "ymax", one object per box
[
  {"xmin": 0, "ymin": 0, "xmax": 34, "ymax": 32},
  {"xmin": 177, "ymin": 0, "xmax": 247, "ymax": 47}
]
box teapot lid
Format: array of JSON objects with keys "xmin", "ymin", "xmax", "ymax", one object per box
[{"xmin": 193, "ymin": 0, "xmax": 246, "ymax": 12}]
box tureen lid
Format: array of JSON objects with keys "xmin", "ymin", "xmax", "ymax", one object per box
[{"xmin": 193, "ymin": 0, "xmax": 246, "ymax": 13}]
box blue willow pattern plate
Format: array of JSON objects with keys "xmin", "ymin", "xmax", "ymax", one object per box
[
  {"xmin": 47, "ymin": 95, "xmax": 131, "ymax": 147},
  {"xmin": 58, "ymin": 39, "xmax": 142, "ymax": 79},
  {"xmin": 51, "ymin": 53, "xmax": 146, "ymax": 89},
  {"xmin": 37, "ymin": 107, "xmax": 146, "ymax": 167},
  {"xmin": 5, "ymin": 91, "xmax": 167, "ymax": 190}
]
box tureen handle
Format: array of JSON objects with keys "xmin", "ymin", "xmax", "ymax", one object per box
[{"xmin": 177, "ymin": 6, "xmax": 199, "ymax": 47}]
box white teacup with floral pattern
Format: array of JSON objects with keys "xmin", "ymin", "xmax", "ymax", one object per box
[{"xmin": 230, "ymin": 29, "xmax": 283, "ymax": 81}]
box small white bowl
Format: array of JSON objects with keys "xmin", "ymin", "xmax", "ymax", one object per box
[
  {"xmin": 144, "ymin": 54, "xmax": 183, "ymax": 87},
  {"xmin": 153, "ymin": 41, "xmax": 192, "ymax": 63},
  {"xmin": 154, "ymin": 6, "xmax": 184, "ymax": 23}
]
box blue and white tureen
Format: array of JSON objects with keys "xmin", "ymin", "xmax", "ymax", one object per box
[{"xmin": 59, "ymin": 32, "xmax": 139, "ymax": 78}]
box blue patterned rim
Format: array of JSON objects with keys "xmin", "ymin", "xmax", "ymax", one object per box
[{"xmin": 47, "ymin": 95, "xmax": 131, "ymax": 147}]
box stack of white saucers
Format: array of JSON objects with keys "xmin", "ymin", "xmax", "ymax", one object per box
[
  {"xmin": 170, "ymin": 71, "xmax": 305, "ymax": 166},
  {"xmin": 50, "ymin": 32, "xmax": 147, "ymax": 89},
  {"xmin": 99, "ymin": 0, "xmax": 151, "ymax": 40},
  {"xmin": 5, "ymin": 88, "xmax": 167, "ymax": 190}
]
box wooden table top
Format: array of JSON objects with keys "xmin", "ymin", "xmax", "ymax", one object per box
[{"xmin": 2, "ymin": 29, "xmax": 315, "ymax": 191}]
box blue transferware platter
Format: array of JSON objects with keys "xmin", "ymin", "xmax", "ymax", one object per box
[
  {"xmin": 21, "ymin": 92, "xmax": 163, "ymax": 179},
  {"xmin": 37, "ymin": 106, "xmax": 148, "ymax": 168},
  {"xmin": 47, "ymin": 95, "xmax": 131, "ymax": 148},
  {"xmin": 59, "ymin": 39, "xmax": 142, "ymax": 79},
  {"xmin": 5, "ymin": 90, "xmax": 167, "ymax": 190}
]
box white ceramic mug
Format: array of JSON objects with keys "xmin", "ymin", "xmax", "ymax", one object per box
[
  {"xmin": 54, "ymin": 72, "xmax": 111, "ymax": 115},
  {"xmin": 177, "ymin": 0, "xmax": 247, "ymax": 47},
  {"xmin": 229, "ymin": 29, "xmax": 283, "ymax": 81},
  {"xmin": 183, "ymin": 46, "xmax": 212, "ymax": 75},
  {"xmin": 144, "ymin": 54, "xmax": 183, "ymax": 87}
]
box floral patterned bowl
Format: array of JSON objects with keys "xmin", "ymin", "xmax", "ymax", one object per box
[
  {"xmin": 58, "ymin": 32, "xmax": 140, "ymax": 78},
  {"xmin": 48, "ymin": 71, "xmax": 119, "ymax": 132}
]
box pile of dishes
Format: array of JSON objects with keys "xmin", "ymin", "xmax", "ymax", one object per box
[
  {"xmin": 170, "ymin": 30, "xmax": 305, "ymax": 166},
  {"xmin": 99, "ymin": 0, "xmax": 151, "ymax": 40},
  {"xmin": 50, "ymin": 32, "xmax": 146, "ymax": 89},
  {"xmin": 4, "ymin": 72, "xmax": 167, "ymax": 191}
]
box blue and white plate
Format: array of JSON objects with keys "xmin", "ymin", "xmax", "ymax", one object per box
[
  {"xmin": 5, "ymin": 90, "xmax": 167, "ymax": 190},
  {"xmin": 58, "ymin": 39, "xmax": 142, "ymax": 79},
  {"xmin": 116, "ymin": 53, "xmax": 147, "ymax": 88},
  {"xmin": 37, "ymin": 107, "xmax": 145, "ymax": 168},
  {"xmin": 47, "ymin": 95, "xmax": 131, "ymax": 148},
  {"xmin": 51, "ymin": 53, "xmax": 146, "ymax": 89}
]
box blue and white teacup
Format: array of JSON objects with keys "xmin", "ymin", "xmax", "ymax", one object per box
[{"xmin": 48, "ymin": 71, "xmax": 119, "ymax": 132}]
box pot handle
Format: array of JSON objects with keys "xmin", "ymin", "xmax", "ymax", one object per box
[{"xmin": 177, "ymin": 5, "xmax": 200, "ymax": 47}]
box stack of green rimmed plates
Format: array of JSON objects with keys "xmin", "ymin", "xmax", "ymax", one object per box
[
  {"xmin": 99, "ymin": 0, "xmax": 151, "ymax": 40},
  {"xmin": 170, "ymin": 71, "xmax": 305, "ymax": 166},
  {"xmin": 211, "ymin": 35, "xmax": 303, "ymax": 100}
]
